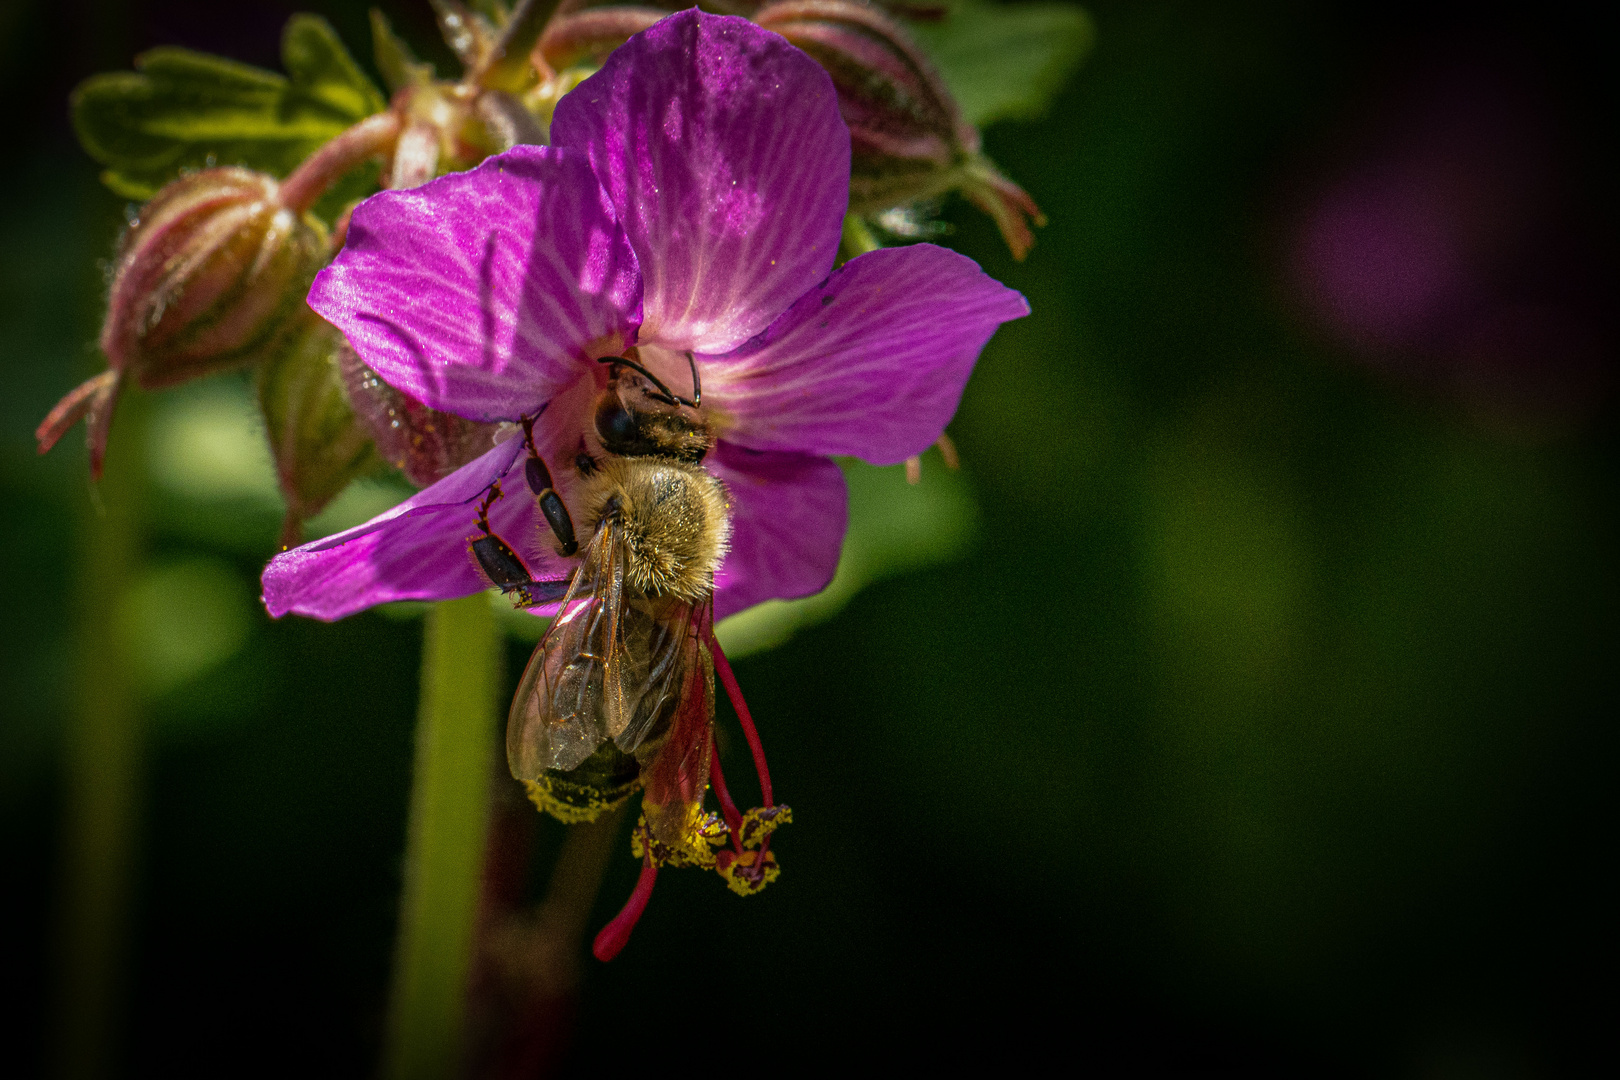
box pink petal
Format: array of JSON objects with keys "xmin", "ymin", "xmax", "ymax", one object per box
[
  {"xmin": 700, "ymin": 244, "xmax": 1029, "ymax": 465},
  {"xmin": 307, "ymin": 146, "xmax": 641, "ymax": 423},
  {"xmin": 262, "ymin": 438, "xmax": 520, "ymax": 620},
  {"xmin": 710, "ymin": 442, "xmax": 847, "ymax": 620},
  {"xmin": 550, "ymin": 10, "xmax": 850, "ymax": 354},
  {"xmin": 263, "ymin": 379, "xmax": 600, "ymax": 620}
]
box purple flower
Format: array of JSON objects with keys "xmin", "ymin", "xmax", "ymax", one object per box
[{"xmin": 261, "ymin": 9, "xmax": 1027, "ymax": 623}]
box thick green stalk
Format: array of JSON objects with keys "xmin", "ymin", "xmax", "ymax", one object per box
[
  {"xmin": 384, "ymin": 593, "xmax": 500, "ymax": 1080},
  {"xmin": 52, "ymin": 392, "xmax": 145, "ymax": 1080}
]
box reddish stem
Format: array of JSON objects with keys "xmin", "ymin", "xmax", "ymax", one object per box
[
  {"xmin": 537, "ymin": 8, "xmax": 666, "ymax": 70},
  {"xmin": 591, "ymin": 859, "xmax": 657, "ymax": 962},
  {"xmin": 709, "ymin": 631, "xmax": 772, "ymax": 807},
  {"xmin": 279, "ymin": 111, "xmax": 403, "ymax": 214},
  {"xmin": 707, "ymin": 737, "xmax": 745, "ymax": 846}
]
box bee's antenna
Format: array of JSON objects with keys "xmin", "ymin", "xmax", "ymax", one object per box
[
  {"xmin": 596, "ymin": 355, "xmax": 700, "ymax": 409},
  {"xmin": 683, "ymin": 351, "xmax": 701, "ymax": 407}
]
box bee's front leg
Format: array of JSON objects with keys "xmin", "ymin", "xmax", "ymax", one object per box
[
  {"xmin": 522, "ymin": 417, "xmax": 578, "ymax": 557},
  {"xmin": 470, "ymin": 481, "xmax": 568, "ymax": 608}
]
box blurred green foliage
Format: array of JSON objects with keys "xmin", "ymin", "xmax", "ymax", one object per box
[
  {"xmin": 716, "ymin": 457, "xmax": 981, "ymax": 657},
  {"xmin": 119, "ymin": 558, "xmax": 252, "ymax": 698},
  {"xmin": 914, "ymin": 0, "xmax": 1097, "ymax": 127},
  {"xmin": 0, "ymin": 1, "xmax": 1612, "ymax": 1075},
  {"xmin": 73, "ymin": 14, "xmax": 383, "ymax": 204}
]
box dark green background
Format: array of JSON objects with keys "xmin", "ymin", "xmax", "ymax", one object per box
[{"xmin": 1, "ymin": 2, "xmax": 1612, "ymax": 1075}]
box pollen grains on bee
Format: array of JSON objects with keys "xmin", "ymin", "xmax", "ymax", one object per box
[{"xmin": 579, "ymin": 455, "xmax": 731, "ymax": 603}]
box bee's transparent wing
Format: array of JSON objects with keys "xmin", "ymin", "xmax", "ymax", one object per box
[
  {"xmin": 636, "ymin": 603, "xmax": 716, "ymax": 857},
  {"xmin": 606, "ymin": 595, "xmax": 700, "ymax": 755},
  {"xmin": 506, "ymin": 518, "xmax": 625, "ymax": 779}
]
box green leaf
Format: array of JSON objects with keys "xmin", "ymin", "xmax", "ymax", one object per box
[
  {"xmin": 911, "ymin": 0, "xmax": 1096, "ymax": 129},
  {"xmin": 371, "ymin": 7, "xmax": 435, "ymax": 92},
  {"xmin": 72, "ymin": 14, "xmax": 385, "ymax": 201},
  {"xmin": 282, "ymin": 14, "xmax": 388, "ymax": 120}
]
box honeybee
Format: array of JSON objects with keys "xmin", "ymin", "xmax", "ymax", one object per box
[{"xmin": 474, "ymin": 354, "xmax": 783, "ymax": 888}]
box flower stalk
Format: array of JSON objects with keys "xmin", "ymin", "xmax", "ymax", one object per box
[
  {"xmin": 278, "ymin": 110, "xmax": 403, "ymax": 214},
  {"xmin": 384, "ymin": 593, "xmax": 500, "ymax": 1080},
  {"xmin": 473, "ymin": 0, "xmax": 564, "ymax": 91},
  {"xmin": 471, "ymin": 801, "xmax": 626, "ymax": 1073},
  {"xmin": 52, "ymin": 390, "xmax": 146, "ymax": 1080}
]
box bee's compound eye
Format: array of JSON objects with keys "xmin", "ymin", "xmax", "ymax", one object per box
[{"xmin": 594, "ymin": 396, "xmax": 638, "ymax": 448}]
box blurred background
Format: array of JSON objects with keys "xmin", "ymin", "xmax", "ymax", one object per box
[{"xmin": 1, "ymin": 1, "xmax": 1613, "ymax": 1075}]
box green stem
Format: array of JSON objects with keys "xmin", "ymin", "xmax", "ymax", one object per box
[
  {"xmin": 839, "ymin": 211, "xmax": 883, "ymax": 264},
  {"xmin": 474, "ymin": 0, "xmax": 563, "ymax": 91},
  {"xmin": 52, "ymin": 390, "xmax": 145, "ymax": 1080},
  {"xmin": 383, "ymin": 594, "xmax": 500, "ymax": 1080}
]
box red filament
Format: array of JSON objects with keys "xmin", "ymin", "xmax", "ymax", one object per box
[
  {"xmin": 709, "ymin": 632, "xmax": 773, "ymax": 807},
  {"xmin": 707, "ymin": 737, "xmax": 745, "ymax": 841},
  {"xmin": 592, "ymin": 858, "xmax": 658, "ymax": 962}
]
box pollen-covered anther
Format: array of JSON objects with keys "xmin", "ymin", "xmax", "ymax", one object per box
[
  {"xmin": 629, "ymin": 810, "xmax": 730, "ymax": 870},
  {"xmin": 737, "ymin": 804, "xmax": 793, "ymax": 848},
  {"xmin": 713, "ymin": 805, "xmax": 792, "ymax": 897}
]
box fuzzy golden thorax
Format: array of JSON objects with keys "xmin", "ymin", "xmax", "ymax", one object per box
[{"xmin": 583, "ymin": 456, "xmax": 730, "ymax": 602}]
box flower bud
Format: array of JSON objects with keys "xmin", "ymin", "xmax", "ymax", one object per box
[
  {"xmin": 37, "ymin": 167, "xmax": 328, "ymax": 477},
  {"xmin": 337, "ymin": 346, "xmax": 505, "ymax": 490},
  {"xmin": 754, "ymin": 0, "xmax": 1044, "ymax": 258},
  {"xmin": 257, "ymin": 314, "xmax": 379, "ymax": 547},
  {"xmin": 106, "ymin": 167, "xmax": 329, "ymax": 386}
]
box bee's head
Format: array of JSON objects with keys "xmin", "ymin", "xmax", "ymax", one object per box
[{"xmin": 594, "ymin": 359, "xmax": 714, "ymax": 462}]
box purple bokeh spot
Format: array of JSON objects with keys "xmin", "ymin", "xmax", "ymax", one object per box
[
  {"xmin": 1297, "ymin": 175, "xmax": 1465, "ymax": 351},
  {"xmin": 1286, "ymin": 48, "xmax": 1611, "ymax": 432}
]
